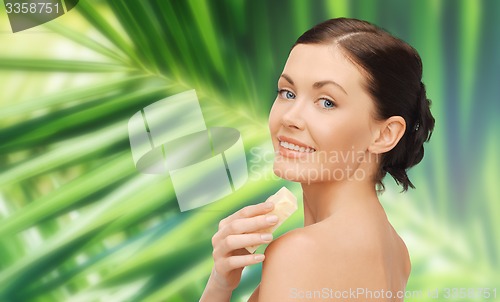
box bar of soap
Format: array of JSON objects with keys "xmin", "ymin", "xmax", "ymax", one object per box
[{"xmin": 245, "ymin": 187, "xmax": 297, "ymax": 253}]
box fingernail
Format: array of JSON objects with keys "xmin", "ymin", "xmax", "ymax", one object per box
[
  {"xmin": 266, "ymin": 215, "xmax": 278, "ymax": 223},
  {"xmin": 261, "ymin": 233, "xmax": 273, "ymax": 241},
  {"xmin": 254, "ymin": 254, "xmax": 265, "ymax": 261}
]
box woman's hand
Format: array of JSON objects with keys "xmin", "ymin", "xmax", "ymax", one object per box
[{"xmin": 210, "ymin": 201, "xmax": 278, "ymax": 292}]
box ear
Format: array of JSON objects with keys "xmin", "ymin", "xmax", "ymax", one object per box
[{"xmin": 368, "ymin": 116, "xmax": 406, "ymax": 154}]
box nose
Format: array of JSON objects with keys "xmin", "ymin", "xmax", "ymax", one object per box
[{"xmin": 281, "ymin": 100, "xmax": 305, "ymax": 130}]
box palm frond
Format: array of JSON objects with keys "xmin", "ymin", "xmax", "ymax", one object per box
[{"xmin": 0, "ymin": 0, "xmax": 498, "ymax": 301}]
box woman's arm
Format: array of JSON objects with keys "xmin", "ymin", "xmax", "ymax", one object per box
[
  {"xmin": 199, "ymin": 267, "xmax": 234, "ymax": 302},
  {"xmin": 200, "ymin": 201, "xmax": 278, "ymax": 301}
]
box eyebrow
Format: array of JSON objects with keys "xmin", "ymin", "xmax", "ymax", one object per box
[{"xmin": 280, "ymin": 74, "xmax": 348, "ymax": 95}]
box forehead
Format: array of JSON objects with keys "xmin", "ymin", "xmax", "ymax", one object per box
[{"xmin": 282, "ymin": 44, "xmax": 366, "ymax": 90}]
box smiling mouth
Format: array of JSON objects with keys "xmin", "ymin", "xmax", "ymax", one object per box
[{"xmin": 278, "ymin": 139, "xmax": 316, "ymax": 153}]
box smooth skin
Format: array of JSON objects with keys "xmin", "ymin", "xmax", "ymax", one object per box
[{"xmin": 201, "ymin": 44, "xmax": 411, "ymax": 302}]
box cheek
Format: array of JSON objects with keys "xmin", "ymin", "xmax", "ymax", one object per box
[{"xmin": 311, "ymin": 112, "xmax": 373, "ymax": 162}]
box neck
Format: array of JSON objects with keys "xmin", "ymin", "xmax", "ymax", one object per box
[{"xmin": 301, "ymin": 178, "xmax": 380, "ymax": 226}]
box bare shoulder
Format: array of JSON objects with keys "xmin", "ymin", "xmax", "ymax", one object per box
[
  {"xmin": 257, "ymin": 213, "xmax": 409, "ymax": 301},
  {"xmin": 258, "ymin": 228, "xmax": 320, "ymax": 299}
]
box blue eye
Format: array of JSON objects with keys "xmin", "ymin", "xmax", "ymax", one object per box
[
  {"xmin": 278, "ymin": 89, "xmax": 296, "ymax": 100},
  {"xmin": 319, "ymin": 98, "xmax": 335, "ymax": 109}
]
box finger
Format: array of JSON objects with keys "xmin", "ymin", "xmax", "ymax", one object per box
[
  {"xmin": 225, "ymin": 253, "xmax": 266, "ymax": 270},
  {"xmin": 220, "ymin": 213, "xmax": 278, "ymax": 237},
  {"xmin": 223, "ymin": 233, "xmax": 273, "ymax": 252},
  {"xmin": 219, "ymin": 200, "xmax": 275, "ymax": 229}
]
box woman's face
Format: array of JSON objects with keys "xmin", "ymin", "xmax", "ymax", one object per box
[{"xmin": 269, "ymin": 44, "xmax": 379, "ymax": 183}]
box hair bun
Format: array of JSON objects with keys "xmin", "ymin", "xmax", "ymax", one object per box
[
  {"xmin": 380, "ymin": 82, "xmax": 435, "ymax": 191},
  {"xmin": 409, "ymin": 82, "xmax": 435, "ymax": 167}
]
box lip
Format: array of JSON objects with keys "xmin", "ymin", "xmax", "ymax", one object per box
[{"xmin": 277, "ymin": 135, "xmax": 316, "ymax": 159}]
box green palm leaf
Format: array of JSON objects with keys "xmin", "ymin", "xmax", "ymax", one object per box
[{"xmin": 1, "ymin": 1, "xmax": 498, "ymax": 301}]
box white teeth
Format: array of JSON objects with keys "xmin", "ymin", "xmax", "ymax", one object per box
[{"xmin": 279, "ymin": 141, "xmax": 316, "ymax": 153}]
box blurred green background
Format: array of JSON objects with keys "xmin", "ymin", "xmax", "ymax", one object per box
[{"xmin": 0, "ymin": 0, "xmax": 499, "ymax": 301}]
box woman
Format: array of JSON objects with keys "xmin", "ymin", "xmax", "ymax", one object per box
[{"xmin": 200, "ymin": 17, "xmax": 434, "ymax": 301}]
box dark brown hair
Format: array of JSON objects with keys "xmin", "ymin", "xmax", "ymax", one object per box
[{"xmin": 294, "ymin": 18, "xmax": 435, "ymax": 192}]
